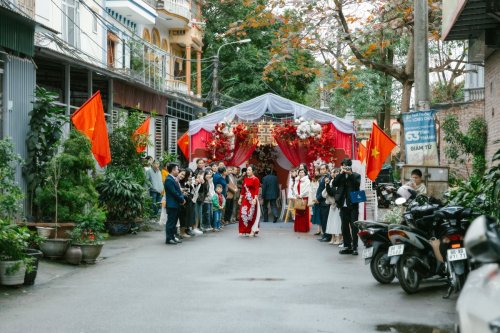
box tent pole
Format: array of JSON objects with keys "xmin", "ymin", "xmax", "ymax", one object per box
[
  {"xmin": 188, "ymin": 133, "xmax": 192, "ymax": 163},
  {"xmin": 351, "ymin": 134, "xmax": 355, "ymax": 159}
]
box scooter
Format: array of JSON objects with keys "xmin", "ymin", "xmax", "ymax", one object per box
[
  {"xmin": 456, "ymin": 216, "xmax": 500, "ymax": 333},
  {"xmin": 376, "ymin": 183, "xmax": 398, "ymax": 208},
  {"xmin": 387, "ymin": 201, "xmax": 472, "ymax": 295},
  {"xmin": 355, "ymin": 220, "xmax": 395, "ymax": 284}
]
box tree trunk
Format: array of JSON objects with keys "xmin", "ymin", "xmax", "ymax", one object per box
[{"xmin": 399, "ymin": 79, "xmax": 413, "ymax": 163}]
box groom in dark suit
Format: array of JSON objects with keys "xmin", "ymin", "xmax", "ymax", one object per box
[
  {"xmin": 164, "ymin": 163, "xmax": 185, "ymax": 245},
  {"xmin": 333, "ymin": 158, "xmax": 361, "ymax": 255},
  {"xmin": 262, "ymin": 168, "xmax": 280, "ymax": 222}
]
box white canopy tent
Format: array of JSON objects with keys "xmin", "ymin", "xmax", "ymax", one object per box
[{"xmin": 188, "ymin": 93, "xmax": 356, "ymax": 136}]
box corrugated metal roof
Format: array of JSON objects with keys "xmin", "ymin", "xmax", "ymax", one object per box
[
  {"xmin": 443, "ymin": 0, "xmax": 500, "ymax": 41},
  {"xmin": 0, "ymin": 7, "xmax": 35, "ymax": 56}
]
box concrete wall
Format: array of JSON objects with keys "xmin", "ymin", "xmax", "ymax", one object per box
[
  {"xmin": 435, "ymin": 99, "xmax": 485, "ymax": 179},
  {"xmin": 485, "ymin": 50, "xmax": 500, "ymax": 166}
]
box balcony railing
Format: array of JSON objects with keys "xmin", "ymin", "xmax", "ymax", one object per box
[
  {"xmin": 464, "ymin": 87, "xmax": 485, "ymax": 101},
  {"xmin": 165, "ymin": 80, "xmax": 189, "ymax": 95},
  {"xmin": 158, "ymin": 0, "xmax": 191, "ymax": 21}
]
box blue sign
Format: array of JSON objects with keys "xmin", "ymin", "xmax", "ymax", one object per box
[{"xmin": 402, "ymin": 110, "xmax": 439, "ymax": 165}]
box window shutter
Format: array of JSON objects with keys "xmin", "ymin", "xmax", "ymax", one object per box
[
  {"xmin": 166, "ymin": 117, "xmax": 178, "ymax": 155},
  {"xmin": 154, "ymin": 116, "xmax": 164, "ymax": 159}
]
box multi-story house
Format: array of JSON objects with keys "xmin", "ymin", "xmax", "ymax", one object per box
[
  {"xmin": 442, "ymin": 0, "xmax": 500, "ymax": 166},
  {"xmin": 1, "ymin": 0, "xmax": 205, "ymax": 181}
]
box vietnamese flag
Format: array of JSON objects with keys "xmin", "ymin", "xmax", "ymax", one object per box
[
  {"xmin": 366, "ymin": 123, "xmax": 396, "ymax": 181},
  {"xmin": 177, "ymin": 132, "xmax": 189, "ymax": 159},
  {"xmin": 132, "ymin": 117, "xmax": 151, "ymax": 153},
  {"xmin": 71, "ymin": 91, "xmax": 111, "ymax": 167},
  {"xmin": 358, "ymin": 142, "xmax": 367, "ymax": 164}
]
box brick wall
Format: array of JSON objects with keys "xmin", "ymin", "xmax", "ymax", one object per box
[
  {"xmin": 485, "ymin": 50, "xmax": 500, "ymax": 167},
  {"xmin": 435, "ymin": 100, "xmax": 485, "ymax": 179}
]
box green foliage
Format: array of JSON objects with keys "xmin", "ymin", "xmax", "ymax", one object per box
[
  {"xmin": 202, "ymin": 0, "xmax": 316, "ymax": 109},
  {"xmin": 25, "ymin": 87, "xmax": 67, "ymax": 216},
  {"xmin": 442, "ymin": 115, "xmax": 487, "ymax": 177},
  {"xmin": 0, "ymin": 139, "xmax": 24, "ymax": 221},
  {"xmin": 95, "ymin": 171, "xmax": 146, "ymax": 221},
  {"xmin": 0, "ymin": 220, "xmax": 31, "ymax": 261},
  {"xmin": 160, "ymin": 152, "xmax": 179, "ymax": 164},
  {"xmin": 108, "ymin": 111, "xmax": 146, "ymax": 184},
  {"xmin": 325, "ymin": 68, "xmax": 392, "ymax": 119},
  {"xmin": 431, "ymin": 81, "xmax": 464, "ymax": 104},
  {"xmin": 35, "ymin": 130, "xmax": 99, "ymax": 222},
  {"xmin": 69, "ymin": 207, "xmax": 106, "ymax": 245},
  {"xmin": 446, "ymin": 142, "xmax": 500, "ymax": 220}
]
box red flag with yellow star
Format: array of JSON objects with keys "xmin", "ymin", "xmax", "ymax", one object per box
[
  {"xmin": 358, "ymin": 142, "xmax": 367, "ymax": 164},
  {"xmin": 71, "ymin": 91, "xmax": 111, "ymax": 167},
  {"xmin": 177, "ymin": 132, "xmax": 189, "ymax": 159},
  {"xmin": 132, "ymin": 117, "xmax": 151, "ymax": 153},
  {"xmin": 366, "ymin": 123, "xmax": 396, "ymax": 181}
]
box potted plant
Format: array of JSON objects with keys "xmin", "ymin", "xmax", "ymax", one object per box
[
  {"xmin": 23, "ymin": 230, "xmax": 43, "ymax": 285},
  {"xmin": 0, "ymin": 220, "xmax": 33, "ymax": 286},
  {"xmin": 38, "ymin": 155, "xmax": 69, "ymax": 259},
  {"xmin": 69, "ymin": 208, "xmax": 106, "ymax": 264},
  {"xmin": 96, "ymin": 171, "xmax": 146, "ymax": 235}
]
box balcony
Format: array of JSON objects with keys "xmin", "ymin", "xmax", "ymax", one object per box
[
  {"xmin": 464, "ymin": 88, "xmax": 485, "ymax": 102},
  {"xmin": 105, "ymin": 0, "xmax": 157, "ymax": 24},
  {"xmin": 165, "ymin": 80, "xmax": 189, "ymax": 95},
  {"xmin": 157, "ymin": 0, "xmax": 191, "ymax": 27},
  {"xmin": 14, "ymin": 0, "xmax": 35, "ymax": 18}
]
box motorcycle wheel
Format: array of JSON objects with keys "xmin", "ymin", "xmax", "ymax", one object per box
[
  {"xmin": 370, "ymin": 250, "xmax": 395, "ymax": 284},
  {"xmin": 396, "ymin": 253, "xmax": 422, "ymax": 294}
]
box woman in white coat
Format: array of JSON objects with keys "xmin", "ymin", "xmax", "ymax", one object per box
[{"xmin": 293, "ymin": 169, "xmax": 311, "ymax": 233}]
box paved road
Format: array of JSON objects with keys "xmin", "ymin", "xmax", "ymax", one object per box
[{"xmin": 0, "ymin": 223, "xmax": 456, "ymax": 333}]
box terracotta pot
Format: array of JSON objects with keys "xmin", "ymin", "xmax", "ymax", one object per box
[
  {"xmin": 64, "ymin": 246, "xmax": 82, "ymax": 265},
  {"xmin": 0, "ymin": 260, "xmax": 26, "ymax": 286},
  {"xmin": 74, "ymin": 244, "xmax": 104, "ymax": 264},
  {"xmin": 40, "ymin": 239, "xmax": 70, "ymax": 259}
]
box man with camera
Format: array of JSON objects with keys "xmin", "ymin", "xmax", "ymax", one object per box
[{"xmin": 332, "ymin": 158, "xmax": 361, "ymax": 255}]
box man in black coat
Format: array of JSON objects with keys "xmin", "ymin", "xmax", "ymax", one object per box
[
  {"xmin": 333, "ymin": 158, "xmax": 361, "ymax": 255},
  {"xmin": 316, "ymin": 164, "xmax": 331, "ymax": 242},
  {"xmin": 262, "ymin": 168, "xmax": 280, "ymax": 222}
]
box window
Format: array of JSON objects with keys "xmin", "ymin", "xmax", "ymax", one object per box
[
  {"xmin": 62, "ymin": 0, "xmax": 80, "ymax": 48},
  {"xmin": 107, "ymin": 31, "xmax": 119, "ymax": 68}
]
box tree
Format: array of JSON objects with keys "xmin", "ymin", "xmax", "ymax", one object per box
[
  {"xmin": 201, "ymin": 0, "xmax": 317, "ymax": 110},
  {"xmin": 235, "ymin": 0, "xmax": 466, "ymax": 132}
]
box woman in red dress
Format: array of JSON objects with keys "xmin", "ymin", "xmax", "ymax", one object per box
[
  {"xmin": 238, "ymin": 166, "xmax": 261, "ymax": 237},
  {"xmin": 294, "ymin": 169, "xmax": 311, "ymax": 233}
]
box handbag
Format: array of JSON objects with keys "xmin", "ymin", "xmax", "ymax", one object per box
[
  {"xmin": 294, "ymin": 198, "xmax": 307, "ymax": 210},
  {"xmin": 349, "ymin": 190, "xmax": 367, "ymax": 203}
]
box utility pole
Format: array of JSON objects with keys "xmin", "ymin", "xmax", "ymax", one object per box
[
  {"xmin": 414, "ymin": 0, "xmax": 430, "ymax": 111},
  {"xmin": 212, "ymin": 56, "xmax": 219, "ymax": 110},
  {"xmin": 211, "ymin": 39, "xmax": 251, "ymax": 112}
]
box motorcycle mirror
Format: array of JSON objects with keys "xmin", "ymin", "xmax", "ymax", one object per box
[{"xmin": 395, "ymin": 197, "xmax": 407, "ymax": 206}]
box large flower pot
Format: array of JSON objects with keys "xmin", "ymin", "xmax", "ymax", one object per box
[
  {"xmin": 40, "ymin": 239, "xmax": 70, "ymax": 259},
  {"xmin": 74, "ymin": 244, "xmax": 104, "ymax": 264},
  {"xmin": 24, "ymin": 249, "xmax": 43, "ymax": 285},
  {"xmin": 0, "ymin": 260, "xmax": 27, "ymax": 286},
  {"xmin": 105, "ymin": 222, "xmax": 131, "ymax": 236},
  {"xmin": 36, "ymin": 226, "xmax": 54, "ymax": 239},
  {"xmin": 64, "ymin": 246, "xmax": 82, "ymax": 265}
]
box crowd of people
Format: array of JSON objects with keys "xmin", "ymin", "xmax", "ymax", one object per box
[{"xmin": 144, "ymin": 155, "xmax": 425, "ymax": 254}]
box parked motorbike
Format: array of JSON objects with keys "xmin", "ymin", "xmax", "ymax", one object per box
[
  {"xmin": 355, "ymin": 220, "xmax": 395, "ymax": 284},
  {"xmin": 377, "ymin": 183, "xmax": 398, "ymax": 208},
  {"xmin": 387, "ymin": 201, "xmax": 472, "ymax": 295},
  {"xmin": 456, "ymin": 216, "xmax": 500, "ymax": 333}
]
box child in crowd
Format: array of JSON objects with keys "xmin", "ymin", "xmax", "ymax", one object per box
[{"xmin": 212, "ymin": 184, "xmax": 226, "ymax": 231}]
